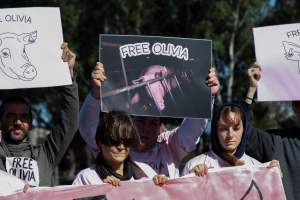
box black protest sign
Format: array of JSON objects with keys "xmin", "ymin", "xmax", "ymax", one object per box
[{"xmin": 100, "ymin": 35, "xmax": 212, "ymax": 118}]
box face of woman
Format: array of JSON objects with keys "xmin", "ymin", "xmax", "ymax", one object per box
[
  {"xmin": 100, "ymin": 142, "xmax": 130, "ymax": 166},
  {"xmin": 217, "ymin": 111, "xmax": 244, "ymax": 154},
  {"xmin": 133, "ymin": 116, "xmax": 161, "ymax": 151}
]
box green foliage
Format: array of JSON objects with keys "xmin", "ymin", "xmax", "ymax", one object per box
[{"xmin": 0, "ymin": 0, "xmax": 298, "ymax": 130}]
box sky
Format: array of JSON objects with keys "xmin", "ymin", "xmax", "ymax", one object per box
[{"xmin": 269, "ymin": 0, "xmax": 277, "ymax": 6}]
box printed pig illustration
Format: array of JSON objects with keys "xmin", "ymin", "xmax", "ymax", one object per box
[{"xmin": 0, "ymin": 31, "xmax": 38, "ymax": 81}]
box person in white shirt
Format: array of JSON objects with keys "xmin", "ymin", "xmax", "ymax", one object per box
[
  {"xmin": 79, "ymin": 62, "xmax": 219, "ymax": 178},
  {"xmin": 73, "ymin": 110, "xmax": 166, "ymax": 186},
  {"xmin": 183, "ymin": 67, "xmax": 279, "ymax": 176}
]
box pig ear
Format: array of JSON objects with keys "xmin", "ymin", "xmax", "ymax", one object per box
[{"xmin": 19, "ymin": 31, "xmax": 37, "ymax": 44}]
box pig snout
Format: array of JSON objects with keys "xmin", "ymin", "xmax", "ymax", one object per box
[
  {"xmin": 22, "ymin": 64, "xmax": 37, "ymax": 80},
  {"xmin": 147, "ymin": 83, "xmax": 166, "ymax": 111}
]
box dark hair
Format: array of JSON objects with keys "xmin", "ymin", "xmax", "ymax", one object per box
[
  {"xmin": 0, "ymin": 96, "xmax": 32, "ymax": 121},
  {"xmin": 96, "ymin": 110, "xmax": 140, "ymax": 148}
]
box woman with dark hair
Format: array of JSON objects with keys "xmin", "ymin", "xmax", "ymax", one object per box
[
  {"xmin": 73, "ymin": 110, "xmax": 167, "ymax": 186},
  {"xmin": 182, "ymin": 104, "xmax": 278, "ymax": 176}
]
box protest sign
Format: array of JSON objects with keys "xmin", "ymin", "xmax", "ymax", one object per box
[
  {"xmin": 0, "ymin": 170, "xmax": 25, "ymax": 196},
  {"xmin": 253, "ymin": 23, "xmax": 300, "ymax": 101},
  {"xmin": 0, "ymin": 165, "xmax": 285, "ymax": 200},
  {"xmin": 99, "ymin": 34, "xmax": 212, "ymax": 118},
  {"xmin": 6, "ymin": 157, "xmax": 39, "ymax": 187},
  {"xmin": 0, "ymin": 7, "xmax": 71, "ymax": 89}
]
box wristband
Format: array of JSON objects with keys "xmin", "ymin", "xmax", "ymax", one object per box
[{"xmin": 246, "ymin": 96, "xmax": 253, "ymax": 101}]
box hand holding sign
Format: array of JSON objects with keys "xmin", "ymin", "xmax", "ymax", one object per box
[
  {"xmin": 61, "ymin": 42, "xmax": 76, "ymax": 78},
  {"xmin": 192, "ymin": 163, "xmax": 209, "ymax": 177},
  {"xmin": 103, "ymin": 175, "xmax": 121, "ymax": 187},
  {"xmin": 152, "ymin": 174, "xmax": 168, "ymax": 186},
  {"xmin": 22, "ymin": 183, "xmax": 29, "ymax": 193},
  {"xmin": 206, "ymin": 67, "xmax": 220, "ymax": 96},
  {"xmin": 91, "ymin": 62, "xmax": 106, "ymax": 99}
]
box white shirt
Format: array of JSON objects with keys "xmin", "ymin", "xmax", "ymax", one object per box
[
  {"xmin": 182, "ymin": 150, "xmax": 262, "ymax": 176},
  {"xmin": 79, "ymin": 94, "xmax": 208, "ymax": 178},
  {"xmin": 72, "ymin": 161, "xmax": 157, "ymax": 185}
]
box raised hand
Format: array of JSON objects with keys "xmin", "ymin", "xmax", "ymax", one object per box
[
  {"xmin": 248, "ymin": 63, "xmax": 261, "ymax": 88},
  {"xmin": 207, "ymin": 67, "xmax": 220, "ymax": 96},
  {"xmin": 61, "ymin": 42, "xmax": 76, "ymax": 77},
  {"xmin": 91, "ymin": 62, "xmax": 106, "ymax": 99},
  {"xmin": 245, "ymin": 63, "xmax": 262, "ymax": 104}
]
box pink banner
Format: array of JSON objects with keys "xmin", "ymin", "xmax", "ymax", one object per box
[{"xmin": 0, "ymin": 166, "xmax": 286, "ymax": 200}]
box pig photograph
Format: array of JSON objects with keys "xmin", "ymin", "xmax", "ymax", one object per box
[{"xmin": 100, "ymin": 35, "xmax": 212, "ymax": 118}]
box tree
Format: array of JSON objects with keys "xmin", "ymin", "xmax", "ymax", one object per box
[{"xmin": 0, "ymin": 0, "xmax": 280, "ymax": 127}]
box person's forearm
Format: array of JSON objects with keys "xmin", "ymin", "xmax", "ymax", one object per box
[
  {"xmin": 245, "ymin": 86, "xmax": 257, "ymax": 104},
  {"xmin": 176, "ymin": 118, "xmax": 207, "ymax": 151},
  {"xmin": 79, "ymin": 93, "xmax": 101, "ymax": 152},
  {"xmin": 91, "ymin": 85, "xmax": 100, "ymax": 100},
  {"xmin": 45, "ymin": 77, "xmax": 79, "ymax": 166}
]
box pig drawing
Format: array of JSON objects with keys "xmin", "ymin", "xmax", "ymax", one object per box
[
  {"xmin": 131, "ymin": 65, "xmax": 177, "ymax": 111},
  {"xmin": 283, "ymin": 41, "xmax": 300, "ymax": 74},
  {"xmin": 0, "ymin": 31, "xmax": 38, "ymax": 81}
]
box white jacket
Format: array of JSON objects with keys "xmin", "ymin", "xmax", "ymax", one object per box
[
  {"xmin": 72, "ymin": 161, "xmax": 156, "ymax": 185},
  {"xmin": 79, "ymin": 94, "xmax": 207, "ymax": 178},
  {"xmin": 182, "ymin": 150, "xmax": 262, "ymax": 175}
]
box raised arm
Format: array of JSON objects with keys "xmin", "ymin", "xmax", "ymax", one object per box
[
  {"xmin": 79, "ymin": 63, "xmax": 106, "ymax": 156},
  {"xmin": 243, "ymin": 63, "xmax": 275, "ymax": 161},
  {"xmin": 245, "ymin": 63, "xmax": 261, "ymax": 104},
  {"xmin": 158, "ymin": 67, "xmax": 219, "ymax": 159},
  {"xmin": 160, "ymin": 118, "xmax": 208, "ymax": 158},
  {"xmin": 43, "ymin": 43, "xmax": 79, "ymax": 166}
]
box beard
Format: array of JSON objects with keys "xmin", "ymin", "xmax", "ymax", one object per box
[{"xmin": 4, "ymin": 124, "xmax": 28, "ymax": 143}]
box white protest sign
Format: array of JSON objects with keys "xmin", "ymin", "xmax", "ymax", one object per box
[
  {"xmin": 0, "ymin": 7, "xmax": 71, "ymax": 89},
  {"xmin": 253, "ymin": 23, "xmax": 300, "ymax": 101},
  {"xmin": 0, "ymin": 170, "xmax": 25, "ymax": 196},
  {"xmin": 6, "ymin": 157, "xmax": 39, "ymax": 187}
]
